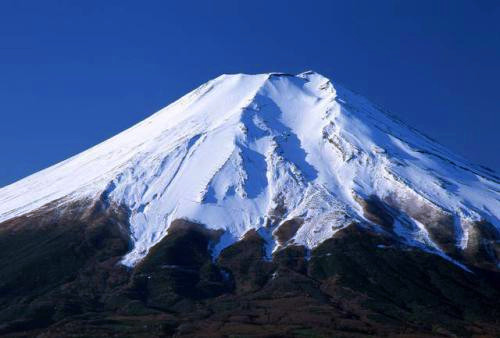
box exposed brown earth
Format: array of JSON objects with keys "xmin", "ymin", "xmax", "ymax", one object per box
[
  {"xmin": 355, "ymin": 194, "xmax": 395, "ymax": 230},
  {"xmin": 358, "ymin": 194, "xmax": 500, "ymax": 271},
  {"xmin": 273, "ymin": 217, "xmax": 304, "ymax": 245},
  {"xmin": 383, "ymin": 192, "xmax": 458, "ymax": 254},
  {"xmin": 0, "ymin": 201, "xmax": 499, "ymax": 337},
  {"xmin": 462, "ymin": 220, "xmax": 500, "ymax": 271}
]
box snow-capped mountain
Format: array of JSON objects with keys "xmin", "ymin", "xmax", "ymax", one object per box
[
  {"xmin": 2, "ymin": 71, "xmax": 500, "ymax": 337},
  {"xmin": 0, "ymin": 71, "xmax": 498, "ymax": 269}
]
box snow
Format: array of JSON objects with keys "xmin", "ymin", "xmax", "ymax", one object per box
[{"xmin": 0, "ymin": 71, "xmax": 498, "ymax": 268}]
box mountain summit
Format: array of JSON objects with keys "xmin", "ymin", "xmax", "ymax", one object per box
[
  {"xmin": 1, "ymin": 71, "xmax": 498, "ymax": 268},
  {"xmin": 0, "ymin": 72, "xmax": 499, "ymax": 336}
]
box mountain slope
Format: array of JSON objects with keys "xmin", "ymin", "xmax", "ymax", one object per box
[
  {"xmin": 0, "ymin": 204, "xmax": 499, "ymax": 337},
  {"xmin": 1, "ymin": 71, "xmax": 499, "ymax": 337},
  {"xmin": 0, "ymin": 71, "xmax": 498, "ymax": 269}
]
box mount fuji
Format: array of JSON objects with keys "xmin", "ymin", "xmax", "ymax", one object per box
[{"xmin": 0, "ymin": 72, "xmax": 498, "ymax": 336}]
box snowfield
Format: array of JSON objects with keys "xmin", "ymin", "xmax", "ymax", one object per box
[{"xmin": 0, "ymin": 71, "xmax": 498, "ymax": 267}]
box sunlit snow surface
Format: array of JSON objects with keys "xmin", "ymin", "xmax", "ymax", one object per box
[{"xmin": 0, "ymin": 71, "xmax": 498, "ymax": 266}]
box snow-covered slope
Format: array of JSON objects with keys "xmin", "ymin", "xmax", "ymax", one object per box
[{"xmin": 0, "ymin": 71, "xmax": 498, "ymax": 267}]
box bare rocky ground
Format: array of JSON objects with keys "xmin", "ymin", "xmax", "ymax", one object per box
[{"xmin": 0, "ymin": 200, "xmax": 499, "ymax": 337}]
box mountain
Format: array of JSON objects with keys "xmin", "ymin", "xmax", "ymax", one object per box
[{"xmin": 0, "ymin": 71, "xmax": 499, "ymax": 337}]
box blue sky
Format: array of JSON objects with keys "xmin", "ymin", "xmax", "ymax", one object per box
[{"xmin": 0, "ymin": 0, "xmax": 498, "ymax": 187}]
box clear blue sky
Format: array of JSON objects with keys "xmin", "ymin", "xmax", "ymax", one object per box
[{"xmin": 0, "ymin": 0, "xmax": 498, "ymax": 187}]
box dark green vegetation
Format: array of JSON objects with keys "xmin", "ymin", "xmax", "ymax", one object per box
[{"xmin": 0, "ymin": 201, "xmax": 499, "ymax": 337}]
